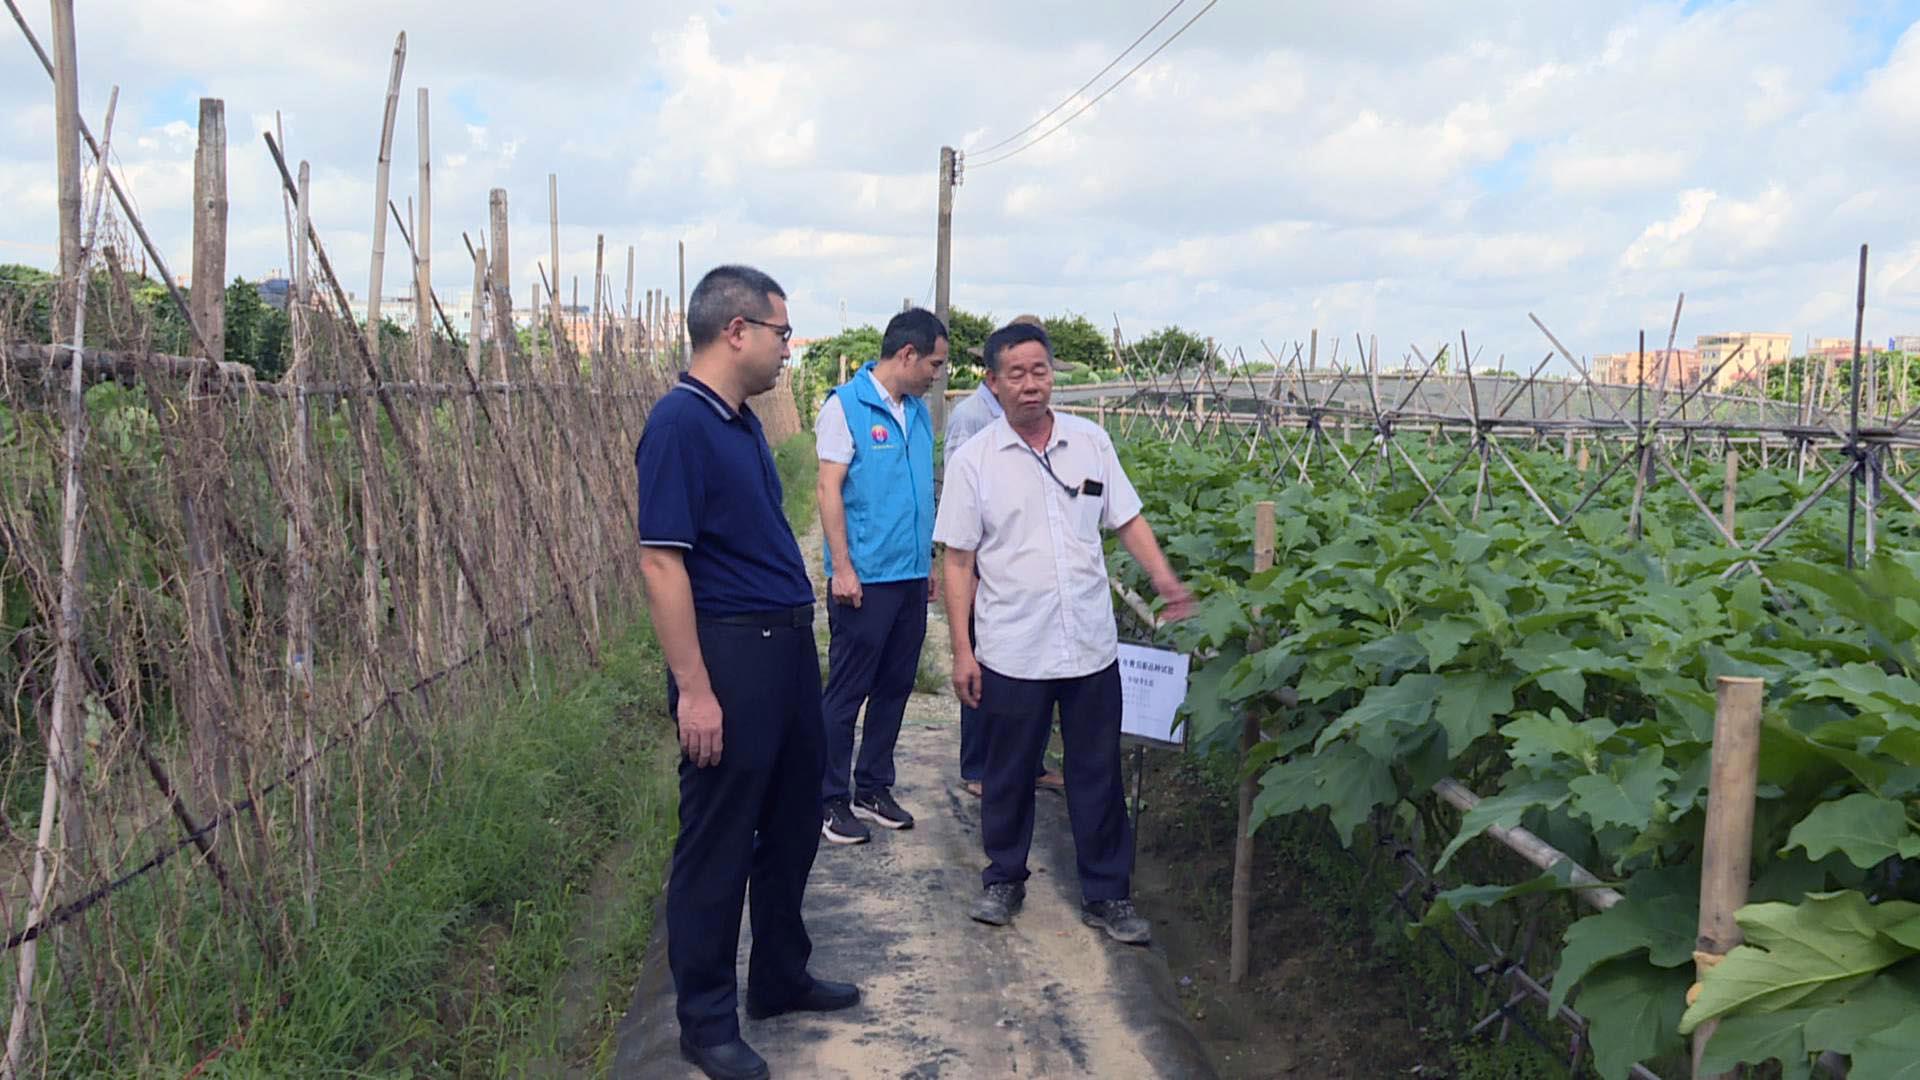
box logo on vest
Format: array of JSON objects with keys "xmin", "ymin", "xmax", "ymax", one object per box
[{"xmin": 870, "ymin": 424, "xmax": 890, "ymax": 444}]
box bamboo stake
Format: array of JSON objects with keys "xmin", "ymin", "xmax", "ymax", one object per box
[
  {"xmin": 362, "ymin": 33, "xmax": 406, "ymax": 645},
  {"xmin": 1692, "ymin": 677, "xmax": 1764, "ymax": 1080},
  {"xmin": 1, "ymin": 82, "xmax": 115, "ymax": 1080},
  {"xmin": 1230, "ymin": 500, "xmax": 1277, "ymax": 985},
  {"xmin": 289, "ymin": 159, "xmax": 319, "ymax": 925},
  {"xmin": 413, "ymin": 87, "xmax": 437, "ymax": 672},
  {"xmin": 547, "ymin": 173, "xmax": 562, "ymax": 364}
]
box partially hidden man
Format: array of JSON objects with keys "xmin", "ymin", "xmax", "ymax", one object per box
[
  {"xmin": 634, "ymin": 265, "xmax": 859, "ymax": 1080},
  {"xmin": 934, "ymin": 319, "xmax": 1195, "ymax": 945},
  {"xmin": 814, "ymin": 308, "xmax": 948, "ymax": 845}
]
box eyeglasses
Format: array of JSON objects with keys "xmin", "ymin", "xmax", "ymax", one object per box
[{"xmin": 739, "ymin": 316, "xmax": 793, "ymax": 343}]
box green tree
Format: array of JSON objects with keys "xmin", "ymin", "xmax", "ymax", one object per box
[
  {"xmin": 797, "ymin": 324, "xmax": 882, "ymax": 424},
  {"xmin": 1126, "ymin": 325, "xmax": 1214, "ymax": 373},
  {"xmin": 1042, "ymin": 313, "xmax": 1112, "ymax": 375},
  {"xmin": 223, "ymin": 277, "xmax": 291, "ymax": 380}
]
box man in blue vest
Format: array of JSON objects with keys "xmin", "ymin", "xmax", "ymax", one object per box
[{"xmin": 814, "ymin": 308, "xmax": 948, "ymax": 845}]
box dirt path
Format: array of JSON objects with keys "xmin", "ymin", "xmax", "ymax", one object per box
[
  {"xmin": 613, "ymin": 715, "xmax": 1215, "ymax": 1078},
  {"xmin": 613, "ymin": 530, "xmax": 1216, "ymax": 1077}
]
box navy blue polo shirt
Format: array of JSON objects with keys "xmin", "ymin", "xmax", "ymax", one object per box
[{"xmin": 635, "ymin": 373, "xmax": 814, "ymax": 617}]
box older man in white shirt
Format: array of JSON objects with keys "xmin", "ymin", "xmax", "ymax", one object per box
[{"xmin": 934, "ymin": 320, "xmax": 1193, "ymax": 944}]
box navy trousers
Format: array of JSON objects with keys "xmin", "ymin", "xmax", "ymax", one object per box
[
  {"xmin": 978, "ymin": 661, "xmax": 1131, "ymax": 903},
  {"xmin": 666, "ymin": 611, "xmax": 824, "ymax": 1048},
  {"xmin": 958, "ymin": 608, "xmax": 1047, "ymax": 784},
  {"xmin": 821, "ymin": 578, "xmax": 927, "ymax": 806}
]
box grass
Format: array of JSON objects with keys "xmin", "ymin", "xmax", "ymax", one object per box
[
  {"xmin": 773, "ymin": 431, "xmax": 818, "ymax": 537},
  {"xmin": 26, "ymin": 620, "xmax": 678, "ymax": 1077}
]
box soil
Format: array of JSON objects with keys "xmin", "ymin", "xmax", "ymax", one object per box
[{"xmin": 1132, "ymin": 753, "xmax": 1449, "ymax": 1078}]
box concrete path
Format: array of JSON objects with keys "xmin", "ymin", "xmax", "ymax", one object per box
[{"xmin": 612, "ymin": 693, "xmax": 1217, "ymax": 1079}]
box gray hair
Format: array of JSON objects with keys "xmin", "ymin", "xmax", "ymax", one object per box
[{"xmin": 686, "ymin": 264, "xmax": 786, "ymax": 350}]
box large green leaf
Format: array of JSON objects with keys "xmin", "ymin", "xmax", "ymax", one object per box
[
  {"xmin": 1578, "ymin": 958, "xmax": 1691, "ymax": 1080},
  {"xmin": 1413, "ymin": 863, "xmax": 1580, "ymax": 932},
  {"xmin": 1547, "ymin": 866, "xmax": 1697, "ymax": 1015},
  {"xmin": 1434, "ymin": 780, "xmax": 1569, "ymax": 870},
  {"xmin": 1800, "ymin": 962, "xmax": 1920, "ymax": 1054},
  {"xmin": 1433, "ymin": 671, "xmax": 1517, "ymax": 756},
  {"xmin": 1501, "ymin": 709, "xmax": 1603, "ymax": 772},
  {"xmin": 1567, "ymin": 747, "xmax": 1677, "ymax": 833},
  {"xmin": 1414, "ymin": 616, "xmax": 1480, "ymax": 670},
  {"xmin": 1849, "ymin": 1015, "xmax": 1920, "ymax": 1079},
  {"xmin": 1784, "ymin": 793, "xmax": 1920, "ymax": 870},
  {"xmin": 1249, "ymin": 742, "xmax": 1398, "ymax": 846},
  {"xmin": 1313, "ymin": 674, "xmax": 1443, "ymax": 754},
  {"xmin": 1795, "ymin": 663, "xmax": 1920, "ymax": 713},
  {"xmin": 1696, "ymin": 1007, "xmax": 1816, "ymax": 1080},
  {"xmin": 1680, "ymin": 892, "xmax": 1920, "ymax": 1033}
]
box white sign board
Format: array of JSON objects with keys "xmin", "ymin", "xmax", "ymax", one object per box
[{"xmin": 1118, "ymin": 643, "xmax": 1191, "ymax": 746}]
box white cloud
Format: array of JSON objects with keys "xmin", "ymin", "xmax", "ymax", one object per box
[{"xmin": 1, "ymin": 0, "xmax": 1917, "ymax": 359}]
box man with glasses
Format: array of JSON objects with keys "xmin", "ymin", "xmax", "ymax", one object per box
[
  {"xmin": 934, "ymin": 320, "xmax": 1194, "ymax": 944},
  {"xmin": 635, "ymin": 265, "xmax": 857, "ymax": 1080},
  {"xmin": 812, "ymin": 307, "xmax": 947, "ymax": 845}
]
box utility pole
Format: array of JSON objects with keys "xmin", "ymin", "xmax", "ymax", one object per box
[{"xmin": 933, "ymin": 145, "xmax": 959, "ymax": 437}]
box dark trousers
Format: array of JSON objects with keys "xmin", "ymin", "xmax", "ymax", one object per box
[
  {"xmin": 959, "ymin": 609, "xmax": 1047, "ymax": 783},
  {"xmin": 667, "ymin": 612, "xmax": 824, "ymax": 1048},
  {"xmin": 978, "ymin": 661, "xmax": 1131, "ymax": 903},
  {"xmin": 821, "ymin": 578, "xmax": 927, "ymax": 805}
]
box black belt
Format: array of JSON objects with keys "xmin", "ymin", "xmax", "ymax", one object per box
[{"xmin": 702, "ymin": 605, "xmax": 814, "ymax": 629}]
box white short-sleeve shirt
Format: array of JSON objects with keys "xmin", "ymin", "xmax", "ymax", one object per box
[
  {"xmin": 933, "ymin": 411, "xmax": 1144, "ymax": 680},
  {"xmin": 815, "ymin": 367, "xmax": 909, "ymax": 465}
]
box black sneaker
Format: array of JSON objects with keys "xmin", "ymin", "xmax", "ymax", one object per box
[
  {"xmin": 852, "ymin": 790, "xmax": 914, "ymax": 831},
  {"xmin": 1082, "ymin": 898, "xmax": 1151, "ymax": 944},
  {"xmin": 821, "ymin": 799, "xmax": 871, "ymax": 846},
  {"xmin": 969, "ymin": 882, "xmax": 1025, "ymax": 926}
]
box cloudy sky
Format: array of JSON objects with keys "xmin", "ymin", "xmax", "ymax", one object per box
[{"xmin": 4, "ymin": 0, "xmax": 1919, "ymax": 367}]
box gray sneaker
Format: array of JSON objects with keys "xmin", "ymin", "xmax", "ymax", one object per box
[
  {"xmin": 1082, "ymin": 898, "xmax": 1151, "ymax": 944},
  {"xmin": 821, "ymin": 799, "xmax": 871, "ymax": 846},
  {"xmin": 969, "ymin": 882, "xmax": 1025, "ymax": 926}
]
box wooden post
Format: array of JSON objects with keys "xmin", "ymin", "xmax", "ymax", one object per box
[
  {"xmin": 362, "ymin": 34, "xmax": 406, "ymax": 649},
  {"xmin": 678, "ymin": 240, "xmax": 689, "ymax": 364},
  {"xmin": 593, "ymin": 233, "xmax": 605, "ymax": 356},
  {"xmin": 624, "ymin": 244, "xmax": 635, "ymax": 346},
  {"xmin": 547, "ymin": 173, "xmax": 563, "ymax": 369},
  {"xmin": 48, "ymin": 0, "xmax": 81, "ymax": 324},
  {"xmin": 487, "ymin": 188, "xmax": 514, "ymax": 421},
  {"xmin": 1722, "ymin": 450, "xmax": 1739, "ymax": 541},
  {"xmin": 1578, "ymin": 443, "xmax": 1590, "ymax": 473},
  {"xmin": 185, "ymin": 98, "xmax": 236, "ymax": 809},
  {"xmin": 932, "ymin": 145, "xmax": 955, "ymax": 435},
  {"xmin": 1693, "ymin": 677, "xmax": 1764, "ymax": 1079},
  {"xmin": 1231, "ymin": 500, "xmax": 1277, "ymax": 985}
]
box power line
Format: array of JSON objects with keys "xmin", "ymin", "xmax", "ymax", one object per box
[
  {"xmin": 972, "ymin": 0, "xmax": 1188, "ymax": 157},
  {"xmin": 971, "ymin": 0, "xmax": 1220, "ymax": 171}
]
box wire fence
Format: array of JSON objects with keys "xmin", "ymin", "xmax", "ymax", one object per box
[{"xmin": 0, "ymin": 224, "xmax": 690, "ymax": 1071}]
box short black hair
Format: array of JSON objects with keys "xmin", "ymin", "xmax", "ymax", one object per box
[
  {"xmin": 685, "ymin": 264, "xmax": 785, "ymax": 350},
  {"xmin": 881, "ymin": 308, "xmax": 948, "ymax": 360},
  {"xmin": 982, "ymin": 321, "xmax": 1052, "ymax": 375}
]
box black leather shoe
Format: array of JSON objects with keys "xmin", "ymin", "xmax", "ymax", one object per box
[
  {"xmin": 745, "ymin": 977, "xmax": 861, "ymax": 1020},
  {"xmin": 679, "ymin": 1035, "xmax": 769, "ymax": 1080}
]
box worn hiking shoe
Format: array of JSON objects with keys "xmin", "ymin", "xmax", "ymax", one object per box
[
  {"xmin": 1082, "ymin": 898, "xmax": 1152, "ymax": 945},
  {"xmin": 821, "ymin": 798, "xmax": 871, "ymax": 845},
  {"xmin": 969, "ymin": 882, "xmax": 1026, "ymax": 926},
  {"xmin": 853, "ymin": 789, "xmax": 914, "ymax": 830}
]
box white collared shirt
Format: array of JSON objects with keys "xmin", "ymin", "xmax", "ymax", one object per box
[{"xmin": 933, "ymin": 411, "xmax": 1144, "ymax": 680}]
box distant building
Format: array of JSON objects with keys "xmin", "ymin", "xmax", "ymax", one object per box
[
  {"xmin": 1696, "ymin": 332, "xmax": 1792, "ymax": 391},
  {"xmin": 1595, "ymin": 348, "xmax": 1699, "ymax": 388},
  {"xmin": 1892, "ymin": 335, "xmax": 1920, "ymax": 353}
]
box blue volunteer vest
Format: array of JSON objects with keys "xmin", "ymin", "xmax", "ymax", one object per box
[{"xmin": 824, "ymin": 363, "xmax": 933, "ymax": 583}]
